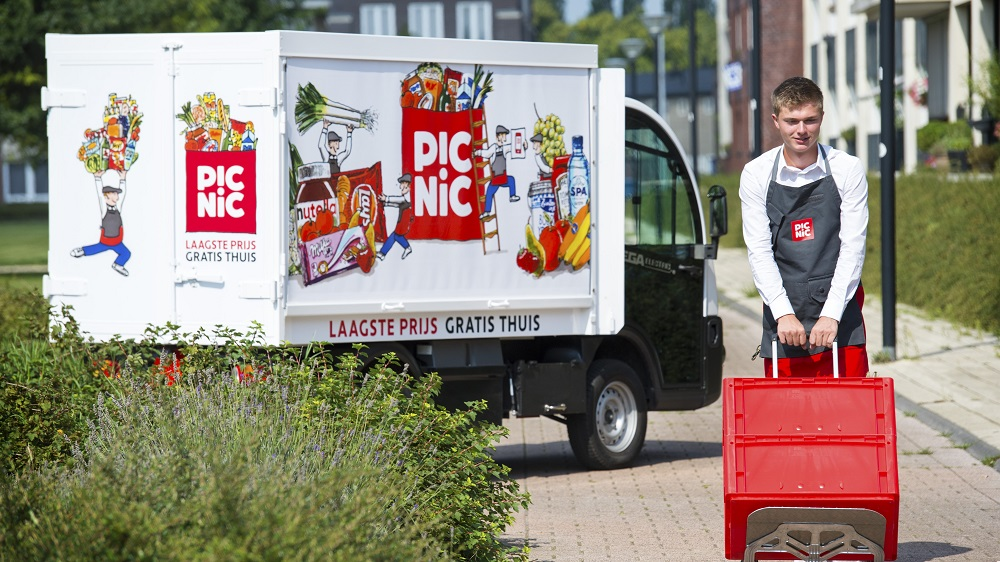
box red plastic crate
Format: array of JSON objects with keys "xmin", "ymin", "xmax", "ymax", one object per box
[
  {"xmin": 723, "ymin": 378, "xmax": 896, "ymax": 438},
  {"xmin": 722, "ymin": 378, "xmax": 900, "ymax": 560}
]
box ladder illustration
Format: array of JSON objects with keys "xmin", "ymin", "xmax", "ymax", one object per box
[{"xmin": 469, "ymin": 107, "xmax": 501, "ymax": 254}]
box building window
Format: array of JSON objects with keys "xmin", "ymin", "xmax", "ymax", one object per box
[
  {"xmin": 407, "ymin": 2, "xmax": 445, "ymax": 38},
  {"xmin": 865, "ymin": 20, "xmax": 878, "ymax": 85},
  {"xmin": 456, "ymin": 1, "xmax": 492, "ymax": 40},
  {"xmin": 825, "ymin": 35, "xmax": 836, "ymax": 95},
  {"xmin": 360, "ymin": 4, "xmax": 397, "ymax": 36},
  {"xmin": 34, "ymin": 163, "xmax": 48, "ymax": 195},
  {"xmin": 845, "ymin": 28, "xmax": 856, "ymax": 91},
  {"xmin": 2, "ymin": 160, "xmax": 48, "ymax": 203},
  {"xmin": 810, "ymin": 43, "xmax": 819, "ymax": 83},
  {"xmin": 7, "ymin": 163, "xmax": 26, "ymax": 196}
]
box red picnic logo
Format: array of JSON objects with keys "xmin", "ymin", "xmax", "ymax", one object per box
[{"xmin": 791, "ymin": 218, "xmax": 815, "ymax": 242}]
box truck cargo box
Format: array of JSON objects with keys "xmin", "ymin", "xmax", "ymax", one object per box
[{"xmin": 43, "ymin": 31, "xmax": 624, "ymax": 345}]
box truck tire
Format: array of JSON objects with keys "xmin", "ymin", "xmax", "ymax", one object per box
[{"xmin": 567, "ymin": 359, "xmax": 647, "ymax": 470}]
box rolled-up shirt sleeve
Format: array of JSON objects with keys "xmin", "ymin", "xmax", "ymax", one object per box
[{"xmin": 740, "ymin": 148, "xmax": 795, "ymax": 320}]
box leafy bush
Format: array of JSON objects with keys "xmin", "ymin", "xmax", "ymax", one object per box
[
  {"xmin": 0, "ymin": 321, "xmax": 529, "ymax": 561},
  {"xmin": 917, "ymin": 120, "xmax": 972, "ymax": 153},
  {"xmin": 966, "ymin": 144, "xmax": 1000, "ymax": 172}
]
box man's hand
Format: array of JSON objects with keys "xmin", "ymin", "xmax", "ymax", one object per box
[
  {"xmin": 810, "ymin": 316, "xmax": 839, "ymax": 349},
  {"xmin": 776, "ymin": 314, "xmax": 807, "ymax": 348}
]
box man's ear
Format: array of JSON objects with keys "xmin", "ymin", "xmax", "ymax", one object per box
[{"xmin": 771, "ymin": 113, "xmax": 780, "ymax": 129}]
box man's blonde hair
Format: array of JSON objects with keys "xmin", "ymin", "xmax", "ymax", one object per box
[{"xmin": 771, "ymin": 77, "xmax": 824, "ymax": 116}]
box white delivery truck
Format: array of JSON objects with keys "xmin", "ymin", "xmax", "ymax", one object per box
[{"xmin": 43, "ymin": 31, "xmax": 728, "ymax": 469}]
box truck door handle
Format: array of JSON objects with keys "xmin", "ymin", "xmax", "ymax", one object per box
[
  {"xmin": 381, "ymin": 302, "xmax": 405, "ymax": 311},
  {"xmin": 175, "ymin": 269, "xmax": 224, "ymax": 285}
]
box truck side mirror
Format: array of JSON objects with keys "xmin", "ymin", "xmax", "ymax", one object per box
[
  {"xmin": 708, "ymin": 185, "xmax": 728, "ymax": 238},
  {"xmin": 706, "ymin": 185, "xmax": 728, "ymax": 259}
]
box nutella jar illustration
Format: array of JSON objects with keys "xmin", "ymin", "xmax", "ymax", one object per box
[{"xmin": 295, "ymin": 163, "xmax": 339, "ymax": 243}]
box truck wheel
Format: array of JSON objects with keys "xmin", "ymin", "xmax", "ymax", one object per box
[
  {"xmin": 567, "ymin": 359, "xmax": 647, "ymax": 470},
  {"xmin": 360, "ymin": 344, "xmax": 420, "ymax": 378}
]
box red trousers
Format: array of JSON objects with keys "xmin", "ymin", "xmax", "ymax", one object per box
[{"xmin": 763, "ymin": 286, "xmax": 869, "ymax": 378}]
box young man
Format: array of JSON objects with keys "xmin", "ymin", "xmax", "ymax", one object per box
[{"xmin": 740, "ymin": 76, "xmax": 869, "ymax": 377}]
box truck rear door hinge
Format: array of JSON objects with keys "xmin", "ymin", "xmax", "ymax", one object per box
[
  {"xmin": 40, "ymin": 87, "xmax": 86, "ymax": 110},
  {"xmin": 43, "ymin": 276, "xmax": 88, "ymax": 298}
]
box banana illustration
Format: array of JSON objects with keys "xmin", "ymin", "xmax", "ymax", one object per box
[
  {"xmin": 572, "ymin": 237, "xmax": 591, "ymax": 269},
  {"xmin": 564, "ymin": 211, "xmax": 590, "ymax": 264},
  {"xmin": 559, "ymin": 204, "xmax": 590, "ymax": 261}
]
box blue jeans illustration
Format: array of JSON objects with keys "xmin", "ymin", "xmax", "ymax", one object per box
[
  {"xmin": 83, "ymin": 242, "xmax": 131, "ymax": 266},
  {"xmin": 484, "ymin": 177, "xmax": 517, "ymax": 213},
  {"xmin": 380, "ymin": 233, "xmax": 410, "ymax": 255}
]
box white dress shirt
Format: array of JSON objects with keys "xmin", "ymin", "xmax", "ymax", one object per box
[{"xmin": 739, "ymin": 144, "xmax": 869, "ymax": 322}]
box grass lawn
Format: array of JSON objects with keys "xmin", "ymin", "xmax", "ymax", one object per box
[
  {"xmin": 0, "ymin": 205, "xmax": 47, "ymax": 293},
  {"xmin": 0, "ymin": 219, "xmax": 47, "ymax": 266}
]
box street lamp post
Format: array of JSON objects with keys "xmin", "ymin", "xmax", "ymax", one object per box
[
  {"xmin": 619, "ymin": 38, "xmax": 646, "ymax": 99},
  {"xmin": 642, "ymin": 13, "xmax": 670, "ymax": 119}
]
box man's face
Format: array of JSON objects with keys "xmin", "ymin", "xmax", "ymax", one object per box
[
  {"xmin": 104, "ymin": 191, "xmax": 119, "ymax": 205},
  {"xmin": 498, "ymin": 133, "xmax": 507, "ymax": 143},
  {"xmin": 772, "ymin": 103, "xmax": 823, "ymax": 162},
  {"xmin": 328, "ymin": 139, "xmax": 340, "ymax": 152},
  {"xmin": 401, "ymin": 181, "xmax": 411, "ymax": 196}
]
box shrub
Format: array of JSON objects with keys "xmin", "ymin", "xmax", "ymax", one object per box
[
  {"xmin": 917, "ymin": 120, "xmax": 972, "ymax": 153},
  {"xmin": 966, "ymin": 144, "xmax": 1000, "ymax": 172},
  {"xmin": 0, "ymin": 323, "xmax": 530, "ymax": 561}
]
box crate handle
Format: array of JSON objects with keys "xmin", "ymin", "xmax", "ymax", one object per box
[{"xmin": 771, "ymin": 336, "xmax": 840, "ymax": 378}]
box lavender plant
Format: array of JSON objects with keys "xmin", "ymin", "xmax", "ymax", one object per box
[{"xmin": 1, "ymin": 322, "xmax": 530, "ymax": 561}]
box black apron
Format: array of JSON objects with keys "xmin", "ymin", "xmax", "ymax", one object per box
[
  {"xmin": 328, "ymin": 155, "xmax": 341, "ymax": 175},
  {"xmin": 760, "ymin": 146, "xmax": 865, "ymax": 359}
]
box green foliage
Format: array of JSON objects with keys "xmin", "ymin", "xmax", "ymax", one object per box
[
  {"xmin": 863, "ymin": 173, "xmax": 1000, "ymax": 333},
  {"xmin": 971, "ymin": 54, "xmax": 1000, "ymax": 120},
  {"xmin": 0, "ymin": 0, "xmax": 319, "ymax": 161},
  {"xmin": 917, "ymin": 120, "xmax": 972, "ymax": 153},
  {"xmin": 536, "ymin": 6, "xmax": 716, "ymax": 74},
  {"xmin": 0, "ymin": 316, "xmax": 529, "ymax": 561},
  {"xmin": 966, "ymin": 144, "xmax": 1000, "ymax": 172}
]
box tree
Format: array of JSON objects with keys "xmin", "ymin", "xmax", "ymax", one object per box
[{"xmin": 0, "ymin": 0, "xmax": 315, "ymax": 165}]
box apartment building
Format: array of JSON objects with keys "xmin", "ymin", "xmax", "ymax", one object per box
[
  {"xmin": 719, "ymin": 0, "xmax": 998, "ymax": 173},
  {"xmin": 307, "ymin": 0, "xmax": 532, "ymax": 40}
]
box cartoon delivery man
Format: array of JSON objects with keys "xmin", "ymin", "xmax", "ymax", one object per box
[
  {"xmin": 71, "ymin": 169, "xmax": 131, "ymax": 276},
  {"xmin": 530, "ymin": 132, "xmax": 552, "ymax": 178},
  {"xmin": 377, "ymin": 173, "xmax": 415, "ymax": 260},
  {"xmin": 476, "ymin": 125, "xmax": 527, "ymax": 220},
  {"xmin": 318, "ymin": 118, "xmax": 353, "ymax": 174}
]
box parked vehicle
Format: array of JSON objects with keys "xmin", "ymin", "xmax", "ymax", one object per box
[{"xmin": 43, "ymin": 31, "xmax": 728, "ymax": 469}]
